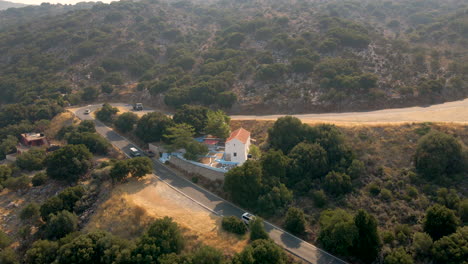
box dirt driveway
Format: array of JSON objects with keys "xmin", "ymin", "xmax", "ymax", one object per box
[{"xmin": 231, "ymin": 98, "xmax": 468, "ymax": 125}]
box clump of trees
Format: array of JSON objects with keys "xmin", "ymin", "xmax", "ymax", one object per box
[
  {"xmin": 45, "ymin": 144, "xmax": 92, "ymax": 183},
  {"xmin": 95, "ymin": 103, "xmax": 119, "ymax": 123},
  {"xmin": 318, "ymin": 209, "xmax": 381, "ymax": 263},
  {"xmin": 414, "ymin": 131, "xmax": 464, "ymax": 179},
  {"xmin": 222, "ymin": 216, "xmax": 247, "ymax": 235},
  {"xmin": 110, "ymin": 157, "xmax": 153, "ymax": 182}
]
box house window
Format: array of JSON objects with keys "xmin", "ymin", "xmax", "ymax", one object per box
[{"xmin": 233, "ymin": 152, "xmax": 237, "ymax": 157}]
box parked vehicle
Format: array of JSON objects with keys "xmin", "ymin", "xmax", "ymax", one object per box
[
  {"xmin": 84, "ymin": 109, "xmax": 91, "ymax": 115},
  {"xmin": 133, "ymin": 103, "xmax": 143, "ymax": 111},
  {"xmin": 129, "ymin": 147, "xmax": 141, "ymax": 157},
  {"xmin": 241, "ymin": 212, "xmax": 255, "ymax": 225}
]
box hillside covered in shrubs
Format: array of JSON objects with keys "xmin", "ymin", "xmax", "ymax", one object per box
[{"xmin": 0, "ymin": 0, "xmax": 467, "ymax": 113}]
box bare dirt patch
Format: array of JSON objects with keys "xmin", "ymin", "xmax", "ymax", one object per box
[{"xmin": 85, "ymin": 175, "xmax": 247, "ymax": 254}]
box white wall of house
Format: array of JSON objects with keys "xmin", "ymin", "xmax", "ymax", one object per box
[{"xmin": 225, "ymin": 137, "xmax": 251, "ymax": 164}]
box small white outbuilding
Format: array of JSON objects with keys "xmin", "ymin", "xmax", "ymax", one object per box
[{"xmin": 225, "ymin": 128, "xmax": 251, "ymax": 165}]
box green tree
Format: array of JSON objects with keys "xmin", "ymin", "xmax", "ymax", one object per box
[
  {"xmin": 110, "ymin": 160, "xmax": 130, "ymax": 182},
  {"xmin": 114, "ymin": 112, "xmax": 138, "ymax": 133},
  {"xmin": 127, "ymin": 157, "xmax": 153, "ymax": 178},
  {"xmin": 40, "ymin": 196, "xmax": 64, "ymax": 220},
  {"xmin": 352, "ymin": 209, "xmax": 381, "ymax": 263},
  {"xmin": 222, "ymin": 216, "xmax": 247, "ymax": 235},
  {"xmin": 20, "ymin": 202, "xmax": 40, "ymax": 222},
  {"xmin": 136, "ymin": 112, "xmax": 174, "ymax": 143},
  {"xmin": 205, "ymin": 110, "xmax": 230, "ymax": 139},
  {"xmin": 257, "ymin": 183, "xmax": 293, "ymax": 216},
  {"xmin": 414, "ymin": 131, "xmax": 463, "ymax": 179},
  {"xmin": 423, "ymin": 204, "xmax": 459, "ymax": 240},
  {"xmin": 347, "ymin": 159, "xmax": 366, "ymax": 179},
  {"xmin": 132, "ymin": 217, "xmax": 185, "ymax": 263},
  {"xmin": 45, "ymin": 210, "xmax": 79, "ymax": 240},
  {"xmin": 173, "ymin": 105, "xmax": 209, "ymax": 135},
  {"xmin": 0, "ymin": 248, "xmax": 19, "ymax": 264},
  {"xmin": 324, "ymin": 171, "xmax": 352, "ymax": 196},
  {"xmin": 384, "ymin": 247, "xmax": 414, "ymax": 264},
  {"xmin": 78, "ymin": 120, "xmax": 96, "ymax": 133},
  {"xmin": 81, "ymin": 86, "xmax": 99, "ymax": 101},
  {"xmin": 3, "ymin": 175, "xmax": 30, "ymax": 191},
  {"xmin": 250, "ymin": 217, "xmax": 269, "ymax": 241},
  {"xmin": 163, "ymin": 123, "xmax": 195, "ymax": 151},
  {"xmin": 224, "ymin": 160, "xmax": 263, "ymax": 208},
  {"xmin": 411, "ymin": 232, "xmax": 433, "ymax": 259},
  {"xmin": 261, "ymin": 149, "xmax": 289, "ymax": 184},
  {"xmin": 16, "ymin": 148, "xmax": 46, "ymax": 171},
  {"xmin": 184, "ymin": 141, "xmax": 208, "ymax": 161},
  {"xmin": 268, "ymin": 116, "xmax": 306, "ymax": 154},
  {"xmin": 436, "ymin": 188, "xmax": 460, "ymax": 210},
  {"xmin": 32, "ymin": 172, "xmax": 48, "ymax": 186},
  {"xmin": 291, "ymin": 57, "xmax": 314, "ymax": 73},
  {"xmin": 95, "ymin": 103, "xmax": 119, "ymax": 123},
  {"xmin": 233, "ymin": 239, "xmax": 287, "ymax": 264},
  {"xmin": 284, "ymin": 207, "xmax": 306, "ymax": 235},
  {"xmin": 318, "ymin": 209, "xmax": 357, "ymax": 256},
  {"xmin": 248, "ymin": 145, "xmax": 261, "ymax": 160},
  {"xmin": 459, "ymin": 199, "xmax": 468, "ymax": 223},
  {"xmin": 432, "ymin": 226, "xmax": 467, "ymax": 264},
  {"xmin": 191, "ymin": 246, "xmax": 224, "ymax": 264},
  {"xmin": 0, "ymin": 165, "xmax": 12, "ymax": 184},
  {"xmin": 58, "ymin": 186, "xmax": 85, "ymax": 212},
  {"xmin": 0, "ymin": 136, "xmax": 18, "ymax": 159},
  {"xmin": 288, "ymin": 142, "xmax": 328, "ymax": 188},
  {"xmin": 25, "ymin": 240, "xmax": 59, "ymax": 264},
  {"xmin": 0, "ymin": 230, "xmax": 12, "ymax": 249},
  {"xmin": 46, "ymin": 144, "xmax": 92, "ymax": 183},
  {"xmin": 67, "ymin": 132, "xmax": 110, "ymax": 154}
]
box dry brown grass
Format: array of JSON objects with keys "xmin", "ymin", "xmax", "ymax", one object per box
[
  {"xmin": 45, "ymin": 111, "xmax": 79, "ymax": 140},
  {"xmin": 85, "ymin": 175, "xmax": 247, "ymax": 254}
]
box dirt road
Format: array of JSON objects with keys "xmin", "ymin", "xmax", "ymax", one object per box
[{"xmin": 231, "ymin": 98, "xmax": 468, "ymax": 125}]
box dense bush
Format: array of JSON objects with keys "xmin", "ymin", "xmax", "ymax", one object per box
[
  {"xmin": 95, "ymin": 103, "xmax": 119, "ymax": 123},
  {"xmin": 432, "ymin": 226, "xmax": 467, "ymax": 264},
  {"xmin": 136, "ymin": 112, "xmax": 174, "ymax": 143},
  {"xmin": 284, "ymin": 207, "xmax": 306, "ymax": 235},
  {"xmin": 0, "ymin": 230, "xmax": 12, "ymax": 249},
  {"xmin": 16, "ymin": 148, "xmax": 46, "ymax": 171},
  {"xmin": 67, "ymin": 132, "xmax": 110, "ymax": 154},
  {"xmin": 423, "ymin": 204, "xmax": 459, "ymax": 240},
  {"xmin": 132, "ymin": 217, "xmax": 185, "ymax": 261},
  {"xmin": 324, "ymin": 171, "xmax": 352, "ymax": 196},
  {"xmin": 46, "ymin": 144, "xmax": 92, "ymax": 183},
  {"xmin": 414, "ymin": 131, "xmax": 464, "ymax": 179},
  {"xmin": 32, "ymin": 172, "xmax": 48, "ymax": 186},
  {"xmin": 3, "ymin": 175, "xmax": 30, "ymax": 191},
  {"xmin": 221, "ymin": 216, "xmax": 247, "ymax": 235},
  {"xmin": 20, "ymin": 202, "xmax": 40, "ymax": 222},
  {"xmin": 318, "ymin": 209, "xmax": 356, "ymax": 256},
  {"xmin": 44, "ymin": 210, "xmax": 79, "ymax": 240},
  {"xmin": 114, "ymin": 112, "xmax": 138, "ymax": 133},
  {"xmin": 249, "ymin": 217, "xmax": 269, "ymax": 241}
]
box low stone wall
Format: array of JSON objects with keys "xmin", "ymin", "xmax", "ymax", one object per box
[{"xmin": 168, "ymin": 156, "xmax": 225, "ymax": 181}]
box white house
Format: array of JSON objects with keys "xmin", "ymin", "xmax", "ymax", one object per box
[{"xmin": 225, "ymin": 128, "xmax": 251, "ymax": 165}]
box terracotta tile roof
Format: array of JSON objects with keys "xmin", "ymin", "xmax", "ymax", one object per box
[{"xmin": 226, "ymin": 128, "xmax": 250, "ymax": 144}]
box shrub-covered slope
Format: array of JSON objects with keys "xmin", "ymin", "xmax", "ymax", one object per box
[{"xmin": 0, "ymin": 0, "xmax": 467, "ymax": 113}]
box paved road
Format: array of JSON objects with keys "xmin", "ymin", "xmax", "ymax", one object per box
[{"xmin": 72, "ymin": 106, "xmax": 347, "ymax": 264}]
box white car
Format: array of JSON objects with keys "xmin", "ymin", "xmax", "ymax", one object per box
[
  {"xmin": 241, "ymin": 213, "xmax": 255, "ymax": 225},
  {"xmin": 130, "ymin": 147, "xmax": 141, "ymax": 157},
  {"xmin": 84, "ymin": 109, "xmax": 91, "ymax": 115}
]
